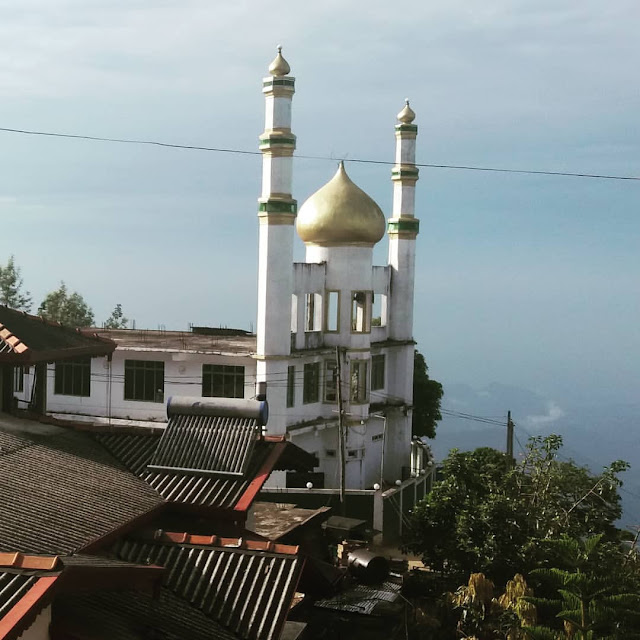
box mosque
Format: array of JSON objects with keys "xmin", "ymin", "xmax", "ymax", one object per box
[
  {"xmin": 256, "ymin": 46, "xmax": 427, "ymax": 494},
  {"xmin": 3, "ymin": 48, "xmax": 432, "ymax": 523}
]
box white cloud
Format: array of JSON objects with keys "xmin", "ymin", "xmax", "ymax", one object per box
[{"xmin": 524, "ymin": 402, "xmax": 566, "ymax": 427}]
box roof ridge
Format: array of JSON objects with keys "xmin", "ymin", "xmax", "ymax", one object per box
[
  {"xmin": 135, "ymin": 530, "xmax": 299, "ymax": 556},
  {"xmin": 0, "ymin": 552, "xmax": 59, "ymax": 571}
]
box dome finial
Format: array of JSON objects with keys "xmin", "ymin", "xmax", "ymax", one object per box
[
  {"xmin": 397, "ymin": 98, "xmax": 416, "ymax": 124},
  {"xmin": 269, "ymin": 45, "xmax": 291, "ymax": 77}
]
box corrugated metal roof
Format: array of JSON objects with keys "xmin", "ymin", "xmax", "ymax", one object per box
[
  {"xmin": 0, "ymin": 572, "xmax": 37, "ymax": 619},
  {"xmin": 95, "ymin": 432, "xmax": 273, "ymax": 510},
  {"xmin": 116, "ymin": 539, "xmax": 304, "ymax": 640},
  {"xmin": 314, "ymin": 581, "xmax": 401, "ymax": 616},
  {"xmin": 0, "ymin": 423, "xmax": 163, "ymax": 555},
  {"xmin": 148, "ymin": 414, "xmax": 259, "ymax": 479},
  {"xmin": 53, "ymin": 588, "xmax": 239, "ymax": 640}
]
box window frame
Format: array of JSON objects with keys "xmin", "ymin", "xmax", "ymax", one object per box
[
  {"xmin": 286, "ymin": 365, "xmax": 296, "ymax": 408},
  {"xmin": 54, "ymin": 358, "xmax": 91, "ymax": 397},
  {"xmin": 323, "ymin": 360, "xmax": 338, "ymax": 403},
  {"xmin": 304, "ymin": 293, "xmax": 322, "ymax": 333},
  {"xmin": 124, "ymin": 359, "xmax": 165, "ymax": 403},
  {"xmin": 324, "ymin": 290, "xmax": 340, "ymax": 333},
  {"xmin": 371, "ymin": 354, "xmax": 385, "ymax": 391},
  {"xmin": 303, "ymin": 361, "xmax": 321, "ymax": 404},
  {"xmin": 202, "ymin": 364, "xmax": 245, "ymax": 399},
  {"xmin": 350, "ymin": 359, "xmax": 369, "ymax": 404},
  {"xmin": 371, "ymin": 293, "xmax": 387, "ymax": 328},
  {"xmin": 351, "ymin": 290, "xmax": 372, "ymax": 334}
]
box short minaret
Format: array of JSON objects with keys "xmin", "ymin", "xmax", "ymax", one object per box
[
  {"xmin": 256, "ymin": 47, "xmax": 296, "ymax": 430},
  {"xmin": 387, "ymin": 100, "xmax": 420, "ymax": 341}
]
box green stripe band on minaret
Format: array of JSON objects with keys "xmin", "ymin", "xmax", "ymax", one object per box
[
  {"xmin": 395, "ymin": 123, "xmax": 418, "ymax": 133},
  {"xmin": 391, "ymin": 167, "xmax": 420, "ymax": 179},
  {"xmin": 259, "ymin": 134, "xmax": 296, "ymax": 149},
  {"xmin": 388, "ymin": 218, "xmax": 420, "ymax": 234},
  {"xmin": 263, "ymin": 78, "xmax": 295, "ymax": 89},
  {"xmin": 258, "ymin": 200, "xmax": 298, "ymax": 214}
]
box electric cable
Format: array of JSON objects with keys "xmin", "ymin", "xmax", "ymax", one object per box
[{"xmin": 0, "ymin": 125, "xmax": 638, "ymax": 182}]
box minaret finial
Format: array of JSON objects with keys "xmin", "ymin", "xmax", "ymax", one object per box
[
  {"xmin": 269, "ymin": 45, "xmax": 291, "ymax": 77},
  {"xmin": 397, "ymin": 98, "xmax": 416, "ymax": 124}
]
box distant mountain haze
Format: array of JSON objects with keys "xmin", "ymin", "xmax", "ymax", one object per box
[{"xmin": 432, "ymin": 382, "xmax": 640, "ymax": 530}]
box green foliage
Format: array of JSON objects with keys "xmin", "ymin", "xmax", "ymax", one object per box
[
  {"xmin": 0, "ymin": 256, "xmax": 32, "ymax": 311},
  {"xmin": 104, "ymin": 303, "xmax": 128, "ymax": 329},
  {"xmin": 413, "ymin": 350, "xmax": 443, "ymax": 438},
  {"xmin": 38, "ymin": 282, "xmax": 94, "ymax": 328},
  {"xmin": 404, "ymin": 436, "xmax": 629, "ymax": 585},
  {"xmin": 524, "ymin": 535, "xmax": 640, "ymax": 639}
]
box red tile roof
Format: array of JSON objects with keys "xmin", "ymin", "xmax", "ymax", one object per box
[
  {"xmin": 0, "ymin": 306, "xmax": 115, "ymax": 364},
  {"xmin": 133, "ymin": 530, "xmax": 299, "ymax": 556},
  {"xmin": 0, "ymin": 553, "xmax": 59, "ymax": 571}
]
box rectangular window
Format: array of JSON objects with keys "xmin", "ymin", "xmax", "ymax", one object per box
[
  {"xmin": 325, "ymin": 291, "xmax": 339, "ymax": 332},
  {"xmin": 305, "ymin": 293, "xmax": 322, "ymax": 332},
  {"xmin": 303, "ymin": 361, "xmax": 320, "ymax": 404},
  {"xmin": 371, "ymin": 293, "xmax": 387, "ymax": 327},
  {"xmin": 324, "ymin": 360, "xmax": 337, "ymax": 403},
  {"xmin": 124, "ymin": 360, "xmax": 164, "ymax": 403},
  {"xmin": 286, "ymin": 365, "xmax": 295, "ymax": 408},
  {"xmin": 350, "ymin": 360, "xmax": 368, "ymax": 404},
  {"xmin": 371, "ymin": 354, "xmax": 385, "ymax": 391},
  {"xmin": 202, "ymin": 364, "xmax": 245, "ymax": 398},
  {"xmin": 55, "ymin": 358, "xmax": 91, "ymax": 397},
  {"xmin": 291, "ymin": 294, "xmax": 298, "ymax": 333},
  {"xmin": 351, "ymin": 291, "xmax": 371, "ymax": 333},
  {"xmin": 325, "ymin": 449, "xmax": 336, "ymax": 458},
  {"xmin": 372, "ymin": 433, "xmax": 384, "ymax": 442},
  {"xmin": 13, "ymin": 366, "xmax": 25, "ymax": 393}
]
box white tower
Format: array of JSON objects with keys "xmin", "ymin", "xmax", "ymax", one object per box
[
  {"xmin": 387, "ymin": 100, "xmax": 419, "ymax": 341},
  {"xmin": 256, "ymin": 46, "xmax": 296, "ymax": 430},
  {"xmin": 385, "ymin": 101, "xmax": 420, "ymax": 470}
]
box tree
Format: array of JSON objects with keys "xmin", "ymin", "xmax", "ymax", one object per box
[
  {"xmin": 104, "ymin": 303, "xmax": 128, "ymax": 329},
  {"xmin": 38, "ymin": 282, "xmax": 94, "ymax": 327},
  {"xmin": 525, "ymin": 535, "xmax": 640, "ymax": 639},
  {"xmin": 0, "ymin": 256, "xmax": 32, "ymax": 311},
  {"xmin": 404, "ymin": 436, "xmax": 629, "ymax": 585},
  {"xmin": 413, "ymin": 350, "xmax": 443, "ymax": 438}
]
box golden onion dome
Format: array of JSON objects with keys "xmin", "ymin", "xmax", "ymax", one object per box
[
  {"xmin": 268, "ymin": 45, "xmax": 291, "ymax": 77},
  {"xmin": 397, "ymin": 98, "xmax": 416, "ymax": 123},
  {"xmin": 297, "ymin": 162, "xmax": 386, "ymax": 246}
]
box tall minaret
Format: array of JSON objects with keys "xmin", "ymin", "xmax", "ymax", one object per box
[
  {"xmin": 387, "ymin": 100, "xmax": 420, "ymax": 341},
  {"xmin": 256, "ymin": 47, "xmax": 296, "ymax": 432}
]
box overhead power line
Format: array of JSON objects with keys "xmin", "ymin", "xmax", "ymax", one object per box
[{"xmin": 0, "ymin": 125, "xmax": 638, "ymax": 182}]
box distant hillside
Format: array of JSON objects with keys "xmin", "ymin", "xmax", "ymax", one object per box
[{"xmin": 431, "ymin": 382, "xmax": 640, "ymax": 530}]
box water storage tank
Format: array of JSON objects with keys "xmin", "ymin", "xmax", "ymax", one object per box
[{"xmin": 347, "ymin": 549, "xmax": 389, "ymax": 584}]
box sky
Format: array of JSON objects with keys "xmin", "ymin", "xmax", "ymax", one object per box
[{"xmin": 1, "ymin": 0, "xmax": 638, "ymax": 413}]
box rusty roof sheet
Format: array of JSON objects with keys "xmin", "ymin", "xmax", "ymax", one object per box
[
  {"xmin": 116, "ymin": 539, "xmax": 304, "ymax": 640},
  {"xmin": 0, "ymin": 306, "xmax": 115, "ymax": 364},
  {"xmin": 0, "ymin": 422, "xmax": 163, "ymax": 555},
  {"xmin": 148, "ymin": 414, "xmax": 260, "ymax": 479}
]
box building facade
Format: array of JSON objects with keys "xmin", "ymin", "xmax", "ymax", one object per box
[
  {"xmin": 11, "ymin": 48, "xmax": 429, "ymax": 496},
  {"xmin": 256, "ymin": 48, "xmax": 423, "ymax": 491}
]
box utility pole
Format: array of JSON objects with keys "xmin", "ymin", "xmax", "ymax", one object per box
[
  {"xmin": 336, "ymin": 347, "xmax": 346, "ymax": 515},
  {"xmin": 506, "ymin": 410, "xmax": 514, "ymax": 468}
]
